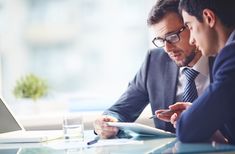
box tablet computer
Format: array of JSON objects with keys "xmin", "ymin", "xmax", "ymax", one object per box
[{"xmin": 106, "ymin": 122, "xmax": 175, "ymax": 137}]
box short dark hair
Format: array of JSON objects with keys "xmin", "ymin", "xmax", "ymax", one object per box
[
  {"xmin": 147, "ymin": 0, "xmax": 182, "ymax": 26},
  {"xmin": 179, "ymin": 0, "xmax": 235, "ymax": 28}
]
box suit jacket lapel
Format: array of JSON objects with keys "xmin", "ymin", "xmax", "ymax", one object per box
[{"xmin": 163, "ymin": 60, "xmax": 179, "ymax": 108}]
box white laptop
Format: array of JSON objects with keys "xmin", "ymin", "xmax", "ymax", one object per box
[{"xmin": 0, "ymin": 97, "xmax": 63, "ymax": 143}]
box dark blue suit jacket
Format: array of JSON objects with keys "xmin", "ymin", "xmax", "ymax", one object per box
[
  {"xmin": 104, "ymin": 48, "xmax": 214, "ymax": 133},
  {"xmin": 177, "ymin": 31, "xmax": 235, "ymax": 144}
]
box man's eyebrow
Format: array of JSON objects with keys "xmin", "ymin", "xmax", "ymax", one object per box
[
  {"xmin": 165, "ymin": 28, "xmax": 182, "ymax": 36},
  {"xmin": 156, "ymin": 30, "xmax": 174, "ymax": 39},
  {"xmin": 165, "ymin": 30, "xmax": 177, "ymax": 36},
  {"xmin": 157, "ymin": 27, "xmax": 183, "ymax": 39}
]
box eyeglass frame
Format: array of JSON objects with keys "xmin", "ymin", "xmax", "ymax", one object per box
[{"xmin": 152, "ymin": 26, "xmax": 186, "ymax": 48}]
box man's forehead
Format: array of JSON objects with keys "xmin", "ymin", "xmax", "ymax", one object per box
[
  {"xmin": 152, "ymin": 14, "xmax": 184, "ymax": 37},
  {"xmin": 182, "ymin": 11, "xmax": 194, "ymax": 25}
]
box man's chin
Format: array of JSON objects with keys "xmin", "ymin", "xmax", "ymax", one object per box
[
  {"xmin": 202, "ymin": 50, "xmax": 214, "ymax": 56},
  {"xmin": 173, "ymin": 60, "xmax": 184, "ymax": 67},
  {"xmin": 175, "ymin": 60, "xmax": 190, "ymax": 67}
]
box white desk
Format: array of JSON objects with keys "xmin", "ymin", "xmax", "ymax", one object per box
[{"xmin": 1, "ymin": 130, "xmax": 235, "ymax": 154}]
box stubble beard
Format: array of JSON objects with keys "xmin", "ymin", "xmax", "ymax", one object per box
[{"xmin": 175, "ymin": 51, "xmax": 196, "ymax": 67}]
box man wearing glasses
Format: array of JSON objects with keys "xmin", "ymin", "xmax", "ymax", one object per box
[
  {"xmin": 152, "ymin": 26, "xmax": 186, "ymax": 49},
  {"xmin": 94, "ymin": 0, "xmax": 213, "ymax": 139}
]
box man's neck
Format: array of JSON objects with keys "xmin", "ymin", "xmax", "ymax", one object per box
[{"xmin": 216, "ymin": 25, "xmax": 234, "ymax": 52}]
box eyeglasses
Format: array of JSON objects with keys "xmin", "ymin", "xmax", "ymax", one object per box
[{"xmin": 152, "ymin": 26, "xmax": 186, "ymax": 48}]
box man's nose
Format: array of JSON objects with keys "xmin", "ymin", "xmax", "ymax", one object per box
[
  {"xmin": 164, "ymin": 41, "xmax": 175, "ymax": 52},
  {"xmin": 189, "ymin": 35, "xmax": 195, "ymax": 45}
]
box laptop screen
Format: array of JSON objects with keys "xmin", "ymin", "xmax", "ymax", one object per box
[{"xmin": 0, "ymin": 98, "xmax": 23, "ymax": 133}]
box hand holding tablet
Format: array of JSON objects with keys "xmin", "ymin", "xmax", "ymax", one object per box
[{"xmin": 106, "ymin": 122, "xmax": 175, "ymax": 137}]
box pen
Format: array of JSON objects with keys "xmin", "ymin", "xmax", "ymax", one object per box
[
  {"xmin": 149, "ymin": 115, "xmax": 157, "ymax": 119},
  {"xmin": 87, "ymin": 136, "xmax": 100, "ymax": 145},
  {"xmin": 149, "ymin": 109, "xmax": 181, "ymax": 119}
]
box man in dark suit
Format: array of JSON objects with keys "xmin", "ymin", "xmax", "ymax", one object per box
[
  {"xmin": 94, "ymin": 0, "xmax": 213, "ymax": 139},
  {"xmin": 164, "ymin": 0, "xmax": 235, "ymax": 145}
]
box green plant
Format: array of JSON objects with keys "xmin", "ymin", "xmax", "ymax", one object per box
[{"xmin": 13, "ymin": 73, "xmax": 48, "ymax": 101}]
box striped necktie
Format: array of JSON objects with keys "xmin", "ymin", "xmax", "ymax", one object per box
[{"xmin": 182, "ymin": 68, "xmax": 199, "ymax": 102}]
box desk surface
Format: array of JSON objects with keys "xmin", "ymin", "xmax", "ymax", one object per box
[{"xmin": 1, "ymin": 130, "xmax": 235, "ymax": 154}]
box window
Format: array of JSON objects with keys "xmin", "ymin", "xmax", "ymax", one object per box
[{"xmin": 0, "ymin": 0, "xmax": 155, "ymax": 114}]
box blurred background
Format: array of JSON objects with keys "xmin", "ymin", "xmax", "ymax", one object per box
[{"xmin": 0, "ymin": 0, "xmax": 156, "ymax": 128}]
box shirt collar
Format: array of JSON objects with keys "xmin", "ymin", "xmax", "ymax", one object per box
[{"xmin": 180, "ymin": 56, "xmax": 209, "ymax": 77}]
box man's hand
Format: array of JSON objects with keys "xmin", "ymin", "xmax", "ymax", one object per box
[
  {"xmin": 155, "ymin": 102, "xmax": 192, "ymax": 128},
  {"xmin": 94, "ymin": 115, "xmax": 119, "ymax": 139}
]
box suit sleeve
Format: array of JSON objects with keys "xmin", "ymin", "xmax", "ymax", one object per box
[
  {"xmin": 103, "ymin": 50, "xmax": 152, "ymax": 122},
  {"xmin": 176, "ymin": 44, "xmax": 235, "ymax": 142}
]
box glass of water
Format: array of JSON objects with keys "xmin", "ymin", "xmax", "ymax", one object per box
[{"xmin": 63, "ymin": 113, "xmax": 84, "ymax": 141}]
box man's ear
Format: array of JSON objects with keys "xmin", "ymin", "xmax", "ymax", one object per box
[{"xmin": 202, "ymin": 9, "xmax": 216, "ymax": 27}]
